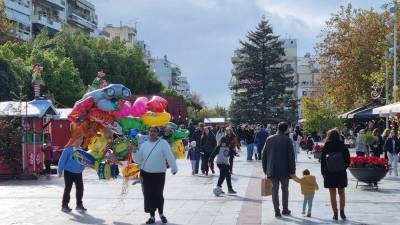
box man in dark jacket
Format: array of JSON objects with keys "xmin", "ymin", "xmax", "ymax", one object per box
[
  {"xmin": 262, "ymin": 122, "xmax": 295, "ymax": 217},
  {"xmin": 244, "ymin": 125, "xmax": 255, "ymax": 160},
  {"xmin": 192, "ymin": 123, "xmax": 205, "ymax": 174}
]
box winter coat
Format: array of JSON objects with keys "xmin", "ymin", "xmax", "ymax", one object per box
[
  {"xmin": 320, "ymin": 141, "xmax": 350, "ymax": 188},
  {"xmin": 244, "ymin": 129, "xmax": 255, "ymax": 144},
  {"xmin": 384, "ymin": 137, "xmax": 400, "ymax": 154},
  {"xmin": 262, "ymin": 132, "xmax": 296, "ymax": 178},
  {"xmin": 254, "ymin": 129, "xmax": 268, "ymax": 148},
  {"xmin": 187, "ymin": 147, "xmax": 201, "ymax": 161},
  {"xmin": 370, "ymin": 136, "xmax": 384, "ymax": 156},
  {"xmin": 225, "ymin": 133, "xmax": 240, "ymax": 157},
  {"xmin": 292, "ymin": 175, "xmax": 319, "ymax": 195},
  {"xmin": 200, "ymin": 133, "xmax": 217, "ymax": 153}
]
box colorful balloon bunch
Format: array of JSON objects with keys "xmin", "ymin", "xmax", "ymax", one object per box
[{"xmin": 67, "ymin": 84, "xmax": 189, "ymax": 180}]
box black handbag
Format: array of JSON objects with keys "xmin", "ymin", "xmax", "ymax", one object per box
[{"xmin": 326, "ymin": 152, "xmax": 346, "ymax": 172}]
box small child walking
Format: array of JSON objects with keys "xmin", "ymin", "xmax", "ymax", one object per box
[
  {"xmin": 187, "ymin": 141, "xmax": 201, "ymax": 175},
  {"xmin": 209, "ymin": 137, "xmax": 236, "ymax": 195},
  {"xmin": 292, "ymin": 169, "xmax": 319, "ymax": 217}
]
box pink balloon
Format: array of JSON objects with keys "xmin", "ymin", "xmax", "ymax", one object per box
[
  {"xmin": 131, "ymin": 97, "xmax": 148, "ymax": 117},
  {"xmin": 112, "ymin": 101, "xmax": 131, "ymax": 119},
  {"xmin": 147, "ymin": 96, "xmax": 168, "ymax": 113}
]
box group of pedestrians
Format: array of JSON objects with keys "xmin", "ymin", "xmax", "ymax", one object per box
[
  {"xmin": 355, "ymin": 128, "xmax": 400, "ymax": 176},
  {"xmin": 262, "ymin": 122, "xmax": 350, "ymax": 221}
]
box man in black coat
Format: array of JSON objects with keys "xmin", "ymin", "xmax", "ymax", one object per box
[
  {"xmin": 192, "ymin": 123, "xmax": 205, "ymax": 174},
  {"xmin": 262, "ymin": 122, "xmax": 295, "ymax": 217}
]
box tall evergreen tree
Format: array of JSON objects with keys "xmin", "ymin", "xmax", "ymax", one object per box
[{"xmin": 229, "ymin": 17, "xmax": 296, "ymax": 124}]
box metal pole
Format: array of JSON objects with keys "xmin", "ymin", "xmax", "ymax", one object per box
[
  {"xmin": 386, "ymin": 49, "xmax": 390, "ymax": 128},
  {"xmin": 394, "ymin": 0, "xmax": 398, "ymax": 103}
]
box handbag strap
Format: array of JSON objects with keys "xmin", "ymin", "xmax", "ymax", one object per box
[{"xmin": 141, "ymin": 139, "xmax": 161, "ymax": 169}]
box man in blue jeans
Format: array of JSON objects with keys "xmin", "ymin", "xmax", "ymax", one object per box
[
  {"xmin": 262, "ymin": 122, "xmax": 296, "ymax": 217},
  {"xmin": 244, "ymin": 125, "xmax": 255, "ymax": 160},
  {"xmin": 58, "ymin": 136, "xmax": 87, "ymax": 213}
]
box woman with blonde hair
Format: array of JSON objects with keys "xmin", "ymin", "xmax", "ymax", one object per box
[{"xmin": 382, "ymin": 128, "xmax": 391, "ymax": 159}]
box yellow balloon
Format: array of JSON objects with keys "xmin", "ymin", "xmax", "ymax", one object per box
[
  {"xmin": 103, "ymin": 163, "xmax": 111, "ymax": 180},
  {"xmin": 142, "ymin": 111, "xmax": 171, "ymax": 126},
  {"xmin": 88, "ymin": 132, "xmax": 110, "ymax": 153},
  {"xmin": 122, "ymin": 163, "xmax": 139, "ymax": 178},
  {"xmin": 175, "ymin": 140, "xmax": 185, "ymax": 159}
]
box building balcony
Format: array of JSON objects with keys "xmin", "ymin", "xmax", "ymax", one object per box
[
  {"xmin": 31, "ymin": 14, "xmax": 62, "ymax": 31},
  {"xmin": 68, "ymin": 12, "xmax": 97, "ymax": 31},
  {"xmin": 5, "ymin": 0, "xmax": 31, "ymax": 15},
  {"xmin": 42, "ymin": 0, "xmax": 65, "ymax": 9},
  {"xmin": 16, "ymin": 30, "xmax": 30, "ymax": 41}
]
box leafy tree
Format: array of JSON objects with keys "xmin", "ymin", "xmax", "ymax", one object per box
[
  {"xmin": 230, "ymin": 17, "xmax": 296, "ymax": 124},
  {"xmin": 0, "ymin": 56, "xmax": 18, "ymax": 101},
  {"xmin": 315, "ymin": 4, "xmax": 388, "ymax": 111},
  {"xmin": 0, "ymin": 2, "xmax": 15, "ymax": 43},
  {"xmin": 304, "ymin": 107, "xmax": 344, "ymax": 134}
]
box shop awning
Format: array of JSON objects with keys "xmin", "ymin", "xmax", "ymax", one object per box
[
  {"xmin": 347, "ymin": 107, "xmax": 381, "ymax": 120},
  {"xmin": 338, "ymin": 106, "xmax": 369, "ymax": 119}
]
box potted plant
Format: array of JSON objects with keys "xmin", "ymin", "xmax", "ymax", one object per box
[
  {"xmin": 349, "ymin": 156, "xmax": 390, "ymax": 188},
  {"xmin": 313, "ymin": 143, "xmax": 324, "ymax": 160}
]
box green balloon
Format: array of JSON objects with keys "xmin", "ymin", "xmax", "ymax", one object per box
[
  {"xmin": 165, "ymin": 122, "xmax": 178, "ymax": 130},
  {"xmin": 172, "ymin": 129, "xmax": 190, "ymax": 141},
  {"xmin": 117, "ymin": 117, "xmax": 150, "ymax": 132}
]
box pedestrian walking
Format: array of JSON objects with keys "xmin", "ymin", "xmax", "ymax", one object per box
[
  {"xmin": 134, "ymin": 126, "xmax": 178, "ymax": 224},
  {"xmin": 187, "ymin": 141, "xmax": 201, "ymax": 175},
  {"xmin": 292, "ymin": 169, "xmax": 319, "ymax": 217},
  {"xmin": 384, "ymin": 130, "xmax": 400, "ymax": 176},
  {"xmin": 193, "ymin": 123, "xmax": 205, "ymax": 174},
  {"xmin": 200, "ymin": 127, "xmax": 217, "ymax": 175},
  {"xmin": 262, "ymin": 122, "xmax": 296, "ymax": 217},
  {"xmin": 254, "ymin": 125, "xmax": 268, "ymax": 160},
  {"xmin": 215, "ymin": 126, "xmax": 226, "ymax": 145},
  {"xmin": 320, "ymin": 129, "xmax": 350, "ymax": 221},
  {"xmin": 370, "ymin": 128, "xmax": 384, "ymax": 157},
  {"xmin": 43, "ymin": 136, "xmax": 54, "ymax": 177},
  {"xmin": 382, "ymin": 128, "xmax": 391, "ymax": 160},
  {"xmin": 355, "ymin": 129, "xmax": 368, "ymax": 156},
  {"xmin": 225, "ymin": 126, "xmax": 240, "ymax": 174},
  {"xmin": 244, "ymin": 125, "xmax": 255, "ymax": 161},
  {"xmin": 209, "ymin": 137, "xmax": 237, "ymax": 195},
  {"xmin": 290, "ymin": 128, "xmax": 301, "ymax": 162},
  {"xmin": 58, "ymin": 136, "xmax": 87, "ymax": 213}
]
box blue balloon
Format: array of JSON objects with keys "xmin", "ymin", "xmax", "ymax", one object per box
[
  {"xmin": 74, "ymin": 149, "xmax": 96, "ymax": 166},
  {"xmin": 128, "ymin": 128, "xmax": 139, "ymax": 138}
]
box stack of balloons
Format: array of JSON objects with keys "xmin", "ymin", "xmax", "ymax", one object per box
[{"xmin": 67, "ymin": 84, "xmax": 189, "ymax": 180}]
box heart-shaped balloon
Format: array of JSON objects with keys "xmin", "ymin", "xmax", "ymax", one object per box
[
  {"xmin": 146, "ymin": 96, "xmax": 168, "ymax": 113},
  {"xmin": 131, "ymin": 97, "xmax": 148, "ymax": 117}
]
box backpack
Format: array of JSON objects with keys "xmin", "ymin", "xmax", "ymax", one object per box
[{"xmin": 325, "ymin": 152, "xmax": 346, "ymax": 173}]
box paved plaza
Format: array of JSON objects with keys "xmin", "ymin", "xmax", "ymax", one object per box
[{"xmin": 1, "ymin": 148, "xmax": 400, "ymax": 225}]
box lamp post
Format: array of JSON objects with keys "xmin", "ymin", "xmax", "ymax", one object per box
[{"xmin": 390, "ymin": 1, "xmax": 398, "ymax": 102}]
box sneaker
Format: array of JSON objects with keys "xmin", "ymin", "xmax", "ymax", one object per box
[
  {"xmin": 61, "ymin": 205, "xmax": 72, "ymax": 213},
  {"xmin": 76, "ymin": 205, "xmax": 87, "ymax": 212},
  {"xmin": 281, "ymin": 209, "xmax": 291, "ymax": 216},
  {"xmin": 146, "ymin": 218, "xmax": 155, "ymax": 224},
  {"xmin": 228, "ymin": 189, "xmax": 237, "ymax": 194},
  {"xmin": 160, "ymin": 215, "xmax": 168, "ymax": 224}
]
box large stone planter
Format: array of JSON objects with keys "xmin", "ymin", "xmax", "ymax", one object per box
[{"xmin": 349, "ymin": 167, "xmax": 388, "ymax": 188}]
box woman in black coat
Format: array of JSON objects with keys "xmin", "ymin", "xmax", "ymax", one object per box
[
  {"xmin": 321, "ymin": 129, "xmax": 350, "ymax": 221},
  {"xmin": 370, "ymin": 128, "xmax": 384, "ymax": 157},
  {"xmin": 200, "ymin": 127, "xmax": 217, "ymax": 175}
]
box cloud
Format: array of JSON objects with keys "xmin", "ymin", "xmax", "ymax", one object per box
[{"xmin": 91, "ymin": 0, "xmax": 386, "ymax": 108}]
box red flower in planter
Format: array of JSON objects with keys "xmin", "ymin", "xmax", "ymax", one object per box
[{"xmin": 350, "ymin": 156, "xmax": 390, "ymax": 169}]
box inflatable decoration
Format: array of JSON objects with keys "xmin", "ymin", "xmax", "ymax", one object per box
[
  {"xmin": 83, "ymin": 84, "xmax": 132, "ymax": 112},
  {"xmin": 165, "ymin": 122, "xmax": 178, "ymax": 130},
  {"xmin": 128, "ymin": 128, "xmax": 139, "ymax": 138},
  {"xmin": 66, "ymin": 120, "xmax": 104, "ymax": 148},
  {"xmin": 146, "ymin": 96, "xmax": 168, "ymax": 112},
  {"xmin": 171, "ymin": 140, "xmax": 186, "ymax": 159},
  {"xmin": 112, "ymin": 100, "xmax": 131, "ymax": 119},
  {"xmin": 73, "ymin": 149, "xmax": 96, "ymax": 167},
  {"xmin": 89, "ymin": 107, "xmax": 114, "ymax": 126},
  {"xmin": 117, "ymin": 117, "xmax": 150, "ymax": 132},
  {"xmin": 172, "ymin": 129, "xmax": 190, "ymax": 141},
  {"xmin": 88, "ymin": 132, "xmax": 111, "ymax": 153},
  {"xmin": 68, "ymin": 97, "xmax": 94, "ymax": 123},
  {"xmin": 97, "ymin": 162, "xmax": 111, "ymax": 179},
  {"xmin": 143, "ymin": 111, "xmax": 171, "ymax": 126},
  {"xmin": 113, "ymin": 136, "xmax": 136, "ymax": 160},
  {"xmin": 131, "ymin": 97, "xmax": 148, "ymax": 117},
  {"xmin": 122, "ymin": 163, "xmax": 139, "ymax": 178},
  {"xmin": 137, "ymin": 134, "xmax": 149, "ymax": 146},
  {"xmin": 103, "ymin": 147, "xmax": 119, "ymax": 165}
]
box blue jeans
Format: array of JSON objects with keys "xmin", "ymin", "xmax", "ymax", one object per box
[
  {"xmin": 246, "ymin": 144, "xmax": 254, "ymax": 160},
  {"xmin": 303, "ymin": 194, "xmax": 314, "ymax": 214}
]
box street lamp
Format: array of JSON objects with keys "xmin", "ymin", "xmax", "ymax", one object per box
[{"xmin": 390, "ymin": 1, "xmax": 398, "ymax": 102}]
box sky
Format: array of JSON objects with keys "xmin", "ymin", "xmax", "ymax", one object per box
[{"xmin": 91, "ymin": 0, "xmax": 386, "ymax": 108}]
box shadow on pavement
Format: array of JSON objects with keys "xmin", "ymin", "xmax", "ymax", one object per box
[
  {"xmin": 277, "ymin": 215, "xmax": 365, "ymax": 225},
  {"xmin": 70, "ymin": 212, "xmax": 107, "ymax": 224}
]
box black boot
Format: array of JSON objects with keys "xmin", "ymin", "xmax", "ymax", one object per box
[
  {"xmin": 340, "ymin": 210, "xmax": 346, "ymax": 220},
  {"xmin": 333, "ymin": 212, "xmax": 338, "ymax": 220}
]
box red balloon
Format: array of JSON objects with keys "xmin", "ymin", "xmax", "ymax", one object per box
[
  {"xmin": 68, "ymin": 97, "xmax": 94, "ymax": 122},
  {"xmin": 146, "ymin": 96, "xmax": 168, "ymax": 113}
]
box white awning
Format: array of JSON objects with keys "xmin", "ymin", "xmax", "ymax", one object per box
[
  {"xmin": 372, "ymin": 102, "xmax": 400, "ymax": 116},
  {"xmin": 204, "ymin": 118, "xmax": 225, "ymax": 124}
]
